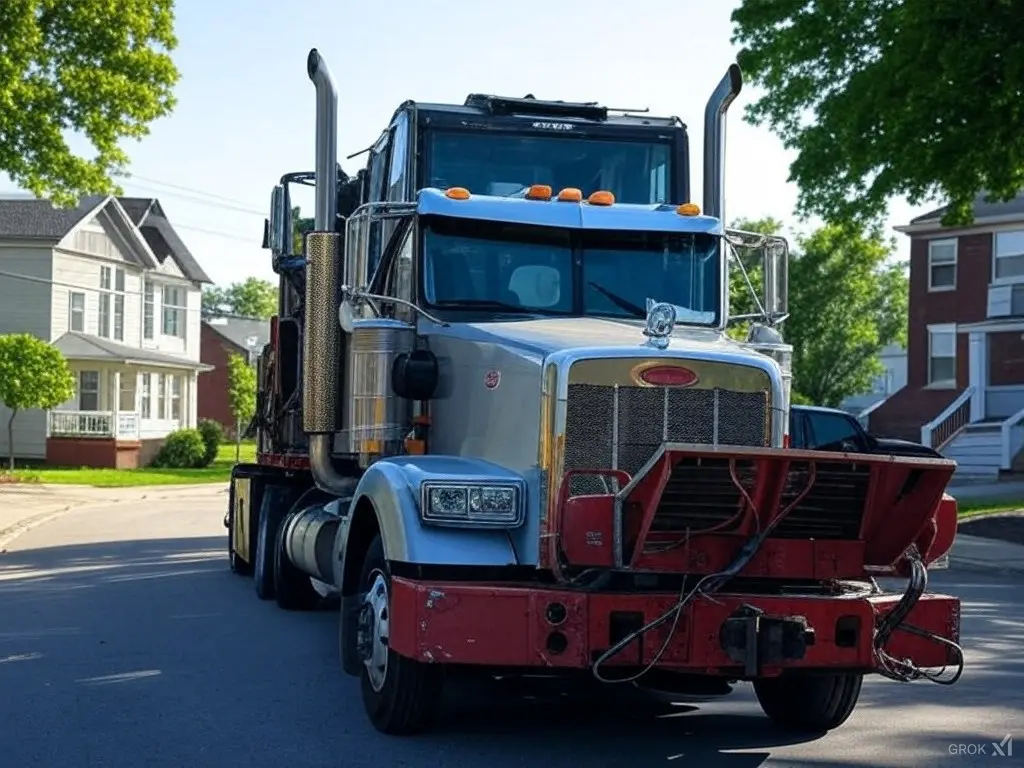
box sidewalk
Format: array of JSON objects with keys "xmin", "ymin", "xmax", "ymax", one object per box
[{"xmin": 0, "ymin": 482, "xmax": 228, "ymax": 549}]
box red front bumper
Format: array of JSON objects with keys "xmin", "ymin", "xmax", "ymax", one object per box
[{"xmin": 390, "ymin": 577, "xmax": 960, "ymax": 674}]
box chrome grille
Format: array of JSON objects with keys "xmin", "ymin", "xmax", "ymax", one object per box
[{"xmin": 563, "ymin": 384, "xmax": 769, "ymax": 495}]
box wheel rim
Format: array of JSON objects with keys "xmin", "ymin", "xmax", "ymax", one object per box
[{"xmin": 357, "ymin": 571, "xmax": 390, "ymax": 693}]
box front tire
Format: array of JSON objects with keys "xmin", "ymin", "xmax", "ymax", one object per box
[
  {"xmin": 753, "ymin": 672, "xmax": 863, "ymax": 732},
  {"xmin": 356, "ymin": 535, "xmax": 444, "ymax": 735}
]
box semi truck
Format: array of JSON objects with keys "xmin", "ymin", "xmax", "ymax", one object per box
[{"xmin": 226, "ymin": 47, "xmax": 964, "ymax": 736}]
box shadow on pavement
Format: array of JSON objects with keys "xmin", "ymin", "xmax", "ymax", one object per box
[{"xmin": 0, "ymin": 537, "xmax": 1021, "ymax": 767}]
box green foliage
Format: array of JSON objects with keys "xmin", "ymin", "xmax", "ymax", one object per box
[
  {"xmin": 730, "ymin": 0, "xmax": 1024, "ymax": 227},
  {"xmin": 0, "ymin": 334, "xmax": 75, "ymax": 468},
  {"xmin": 292, "ymin": 205, "xmax": 315, "ymax": 254},
  {"xmin": 226, "ymin": 353, "xmax": 257, "ymax": 430},
  {"xmin": 196, "ymin": 418, "xmax": 223, "ymax": 466},
  {"xmin": 726, "ymin": 220, "xmax": 908, "ymax": 407},
  {"xmin": 203, "ymin": 278, "xmax": 278, "ymax": 319},
  {"xmin": 151, "ymin": 428, "xmax": 206, "ymax": 469},
  {"xmin": 0, "ymin": 1, "xmax": 180, "ymax": 207}
]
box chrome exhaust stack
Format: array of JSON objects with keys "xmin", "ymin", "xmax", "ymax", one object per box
[
  {"xmin": 702, "ymin": 64, "xmax": 743, "ymax": 221},
  {"xmin": 303, "ymin": 48, "xmax": 356, "ymax": 496}
]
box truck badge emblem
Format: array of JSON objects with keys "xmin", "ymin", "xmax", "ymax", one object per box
[
  {"xmin": 643, "ymin": 301, "xmax": 676, "ymax": 350},
  {"xmin": 484, "ymin": 370, "xmax": 501, "ymax": 389},
  {"xmin": 635, "ymin": 364, "xmax": 698, "ymax": 387}
]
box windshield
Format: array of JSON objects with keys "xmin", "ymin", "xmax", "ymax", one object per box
[
  {"xmin": 421, "ymin": 217, "xmax": 721, "ymax": 326},
  {"xmin": 427, "ymin": 131, "xmax": 673, "ymax": 205}
]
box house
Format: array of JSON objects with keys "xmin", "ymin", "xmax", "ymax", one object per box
[
  {"xmin": 868, "ymin": 191, "xmax": 1024, "ymax": 477},
  {"xmin": 198, "ymin": 315, "xmax": 270, "ymax": 435},
  {"xmin": 0, "ymin": 194, "xmax": 213, "ymax": 468},
  {"xmin": 839, "ymin": 344, "xmax": 908, "ymax": 418}
]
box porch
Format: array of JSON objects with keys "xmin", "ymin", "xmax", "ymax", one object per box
[
  {"xmin": 46, "ymin": 332, "xmax": 212, "ymax": 468},
  {"xmin": 921, "ymin": 319, "xmax": 1024, "ymax": 477}
]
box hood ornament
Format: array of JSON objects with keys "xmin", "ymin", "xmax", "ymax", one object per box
[{"xmin": 643, "ymin": 299, "xmax": 676, "ymax": 350}]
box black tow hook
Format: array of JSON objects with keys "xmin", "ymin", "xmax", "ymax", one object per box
[{"xmin": 223, "ymin": 513, "xmax": 230, "ymax": 529}]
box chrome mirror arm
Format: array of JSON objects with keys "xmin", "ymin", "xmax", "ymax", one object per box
[{"xmin": 340, "ymin": 285, "xmax": 450, "ymax": 327}]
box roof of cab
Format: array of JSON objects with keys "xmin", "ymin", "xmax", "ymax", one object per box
[{"xmin": 415, "ymin": 188, "xmax": 722, "ymax": 235}]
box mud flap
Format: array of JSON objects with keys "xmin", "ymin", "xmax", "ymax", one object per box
[{"xmin": 719, "ymin": 604, "xmax": 816, "ymax": 677}]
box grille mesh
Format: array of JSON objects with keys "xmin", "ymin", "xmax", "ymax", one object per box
[{"xmin": 563, "ymin": 383, "xmax": 769, "ymax": 495}]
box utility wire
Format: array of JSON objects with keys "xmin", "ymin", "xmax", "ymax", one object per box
[{"xmin": 123, "ymin": 173, "xmax": 265, "ymax": 209}]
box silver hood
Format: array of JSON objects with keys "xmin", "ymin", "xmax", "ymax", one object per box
[{"xmin": 439, "ymin": 316, "xmax": 754, "ymax": 363}]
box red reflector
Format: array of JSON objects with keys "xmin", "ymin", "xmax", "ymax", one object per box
[
  {"xmin": 783, "ymin": 433, "xmax": 791, "ymax": 448},
  {"xmin": 636, "ymin": 365, "xmax": 699, "ymax": 387}
]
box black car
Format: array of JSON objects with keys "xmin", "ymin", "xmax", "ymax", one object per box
[{"xmin": 789, "ymin": 404, "xmax": 942, "ymax": 458}]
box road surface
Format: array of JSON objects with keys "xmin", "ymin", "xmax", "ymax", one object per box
[{"xmin": 0, "ymin": 492, "xmax": 1021, "ymax": 768}]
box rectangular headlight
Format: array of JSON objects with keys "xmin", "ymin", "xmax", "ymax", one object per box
[{"xmin": 420, "ymin": 482, "xmax": 524, "ymax": 528}]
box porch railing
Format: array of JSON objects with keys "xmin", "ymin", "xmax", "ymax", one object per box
[
  {"xmin": 48, "ymin": 410, "xmax": 141, "ymax": 440},
  {"xmin": 920, "ymin": 387, "xmax": 974, "ymax": 450}
]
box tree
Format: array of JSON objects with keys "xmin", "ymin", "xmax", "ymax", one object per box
[
  {"xmin": 202, "ymin": 278, "xmax": 278, "ymax": 319},
  {"xmin": 730, "ymin": 1, "xmax": 1024, "ymax": 227},
  {"xmin": 1, "ymin": 1, "xmax": 180, "ymax": 207},
  {"xmin": 0, "ymin": 334, "xmax": 75, "ymax": 470},
  {"xmin": 226, "ymin": 352, "xmax": 256, "ymax": 462},
  {"xmin": 728, "ymin": 219, "xmax": 908, "ymax": 407},
  {"xmin": 292, "ymin": 206, "xmax": 314, "ymax": 254}
]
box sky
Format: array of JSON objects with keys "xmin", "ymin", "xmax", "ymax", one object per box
[{"xmin": 3, "ymin": 0, "xmax": 929, "ymax": 288}]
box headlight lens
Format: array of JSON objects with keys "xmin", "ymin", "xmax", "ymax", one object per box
[{"xmin": 421, "ymin": 482, "xmax": 523, "ymax": 527}]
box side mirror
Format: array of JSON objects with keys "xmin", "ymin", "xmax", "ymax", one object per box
[{"xmin": 267, "ymin": 185, "xmax": 293, "ymax": 256}]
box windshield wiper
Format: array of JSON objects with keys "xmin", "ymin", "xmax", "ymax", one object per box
[{"xmin": 587, "ymin": 282, "xmax": 645, "ymax": 317}]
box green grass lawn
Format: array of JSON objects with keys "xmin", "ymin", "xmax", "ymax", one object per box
[
  {"xmin": 958, "ymin": 498, "xmax": 1024, "ymax": 518},
  {"xmin": 0, "ymin": 441, "xmax": 256, "ymax": 488}
]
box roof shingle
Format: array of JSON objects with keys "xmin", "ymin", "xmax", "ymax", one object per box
[{"xmin": 53, "ymin": 331, "xmax": 213, "ymax": 371}]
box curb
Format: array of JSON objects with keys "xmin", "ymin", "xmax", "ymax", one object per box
[{"xmin": 0, "ymin": 486, "xmax": 228, "ymax": 552}]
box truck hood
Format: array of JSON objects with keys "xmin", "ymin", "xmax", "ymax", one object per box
[{"xmin": 445, "ymin": 316, "xmax": 747, "ymax": 361}]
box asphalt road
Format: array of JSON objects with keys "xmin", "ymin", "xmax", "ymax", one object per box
[{"xmin": 1, "ymin": 494, "xmax": 1022, "ymax": 768}]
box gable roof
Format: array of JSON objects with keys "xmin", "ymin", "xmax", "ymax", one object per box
[
  {"xmin": 117, "ymin": 197, "xmax": 212, "ymax": 284},
  {"xmin": 910, "ymin": 190, "xmax": 1024, "ymax": 225},
  {"xmin": 203, "ymin": 315, "xmax": 271, "ymax": 354},
  {"xmin": 53, "ymin": 331, "xmax": 213, "ymax": 371},
  {"xmin": 0, "ymin": 194, "xmax": 106, "ymax": 239}
]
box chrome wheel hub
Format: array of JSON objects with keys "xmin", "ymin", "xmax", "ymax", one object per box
[{"xmin": 357, "ymin": 571, "xmax": 390, "ymax": 693}]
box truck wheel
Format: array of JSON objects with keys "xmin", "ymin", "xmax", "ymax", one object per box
[
  {"xmin": 254, "ymin": 487, "xmax": 289, "ymax": 600},
  {"xmin": 357, "ymin": 534, "xmax": 443, "ymax": 735},
  {"xmin": 274, "ymin": 512, "xmax": 321, "ymax": 611},
  {"xmin": 753, "ymin": 672, "xmax": 863, "ymax": 732}
]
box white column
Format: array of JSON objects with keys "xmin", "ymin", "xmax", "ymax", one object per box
[
  {"xmin": 968, "ymin": 332, "xmax": 987, "ymax": 421},
  {"xmin": 112, "ymin": 369, "xmax": 121, "ymax": 438}
]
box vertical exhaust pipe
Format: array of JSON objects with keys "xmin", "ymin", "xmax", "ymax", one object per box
[
  {"xmin": 303, "ymin": 48, "xmax": 356, "ymax": 496},
  {"xmin": 702, "ymin": 64, "xmax": 743, "ymax": 221}
]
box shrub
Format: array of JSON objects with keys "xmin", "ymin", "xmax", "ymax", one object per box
[
  {"xmin": 151, "ymin": 428, "xmax": 207, "ymax": 469},
  {"xmin": 197, "ymin": 419, "xmax": 224, "ymax": 466}
]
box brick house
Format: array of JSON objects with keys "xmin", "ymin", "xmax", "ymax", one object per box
[
  {"xmin": 0, "ymin": 194, "xmax": 213, "ymax": 468},
  {"xmin": 198, "ymin": 315, "xmax": 269, "ymax": 436},
  {"xmin": 869, "ymin": 192, "xmax": 1024, "ymax": 477}
]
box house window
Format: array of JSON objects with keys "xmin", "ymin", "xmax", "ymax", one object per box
[
  {"xmin": 143, "ymin": 281, "xmax": 155, "ymax": 339},
  {"xmin": 114, "ymin": 268, "xmax": 125, "ymax": 341},
  {"xmin": 97, "ymin": 266, "xmax": 125, "ymax": 339},
  {"xmin": 98, "ymin": 267, "xmax": 111, "ymax": 338},
  {"xmin": 69, "ymin": 292, "xmax": 85, "ymax": 332},
  {"xmin": 79, "ymin": 371, "xmax": 100, "ymax": 411},
  {"xmin": 140, "ymin": 373, "xmax": 151, "ymax": 418},
  {"xmin": 162, "ymin": 286, "xmax": 186, "ymax": 338},
  {"xmin": 170, "ymin": 375, "xmax": 182, "ymax": 421},
  {"xmin": 927, "ymin": 324, "xmax": 957, "ymax": 385},
  {"xmin": 994, "ymin": 230, "xmax": 1024, "ymax": 282},
  {"xmin": 927, "ymin": 239, "xmax": 957, "ymax": 291},
  {"xmin": 158, "ymin": 375, "xmax": 167, "ymax": 418}
]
